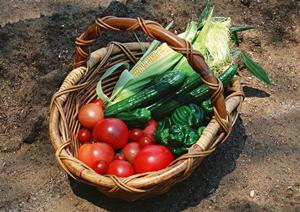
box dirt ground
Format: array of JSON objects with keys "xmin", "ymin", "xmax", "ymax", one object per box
[{"xmin": 0, "ymin": 0, "xmax": 299, "ymax": 211}]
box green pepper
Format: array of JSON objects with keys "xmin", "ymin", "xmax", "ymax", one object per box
[
  {"xmin": 168, "ymin": 125, "xmax": 199, "ymax": 146},
  {"xmin": 159, "ymin": 117, "xmax": 172, "ymax": 130},
  {"xmin": 197, "ymin": 126, "xmax": 206, "ymax": 136},
  {"xmin": 155, "ymin": 124, "xmax": 199, "ymax": 156},
  {"xmin": 170, "ymin": 104, "xmax": 204, "ymax": 128},
  {"xmin": 115, "ymin": 108, "xmax": 151, "ymax": 127},
  {"xmin": 170, "ymin": 146, "xmax": 189, "ymax": 157},
  {"xmin": 154, "ymin": 128, "xmax": 169, "ymax": 146},
  {"xmin": 201, "ymin": 99, "xmax": 214, "ymax": 114},
  {"xmin": 188, "ymin": 103, "xmax": 205, "ymax": 127}
]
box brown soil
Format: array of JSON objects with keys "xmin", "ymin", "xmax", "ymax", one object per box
[{"xmin": 0, "ymin": 0, "xmax": 299, "ymax": 211}]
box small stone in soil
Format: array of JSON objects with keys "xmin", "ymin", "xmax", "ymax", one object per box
[
  {"xmin": 240, "ymin": 0, "xmax": 251, "ymax": 6},
  {"xmin": 250, "ymin": 190, "xmax": 255, "ymax": 198}
]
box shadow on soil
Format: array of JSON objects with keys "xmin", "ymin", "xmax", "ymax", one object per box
[
  {"xmin": 243, "ymin": 86, "xmax": 270, "ymax": 98},
  {"xmin": 69, "ymin": 117, "xmax": 246, "ymax": 211}
]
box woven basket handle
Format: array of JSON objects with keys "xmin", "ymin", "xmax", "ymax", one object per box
[{"xmin": 74, "ymin": 16, "xmax": 230, "ymax": 128}]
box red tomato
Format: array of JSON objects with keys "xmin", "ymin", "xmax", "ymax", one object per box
[
  {"xmin": 92, "ymin": 118, "xmax": 129, "ymax": 149},
  {"xmin": 78, "ymin": 143, "xmax": 114, "ymax": 168},
  {"xmin": 93, "ymin": 160, "xmax": 108, "ymax": 174},
  {"xmin": 144, "ymin": 120, "xmax": 157, "ymax": 135},
  {"xmin": 122, "ymin": 142, "xmax": 141, "ymax": 164},
  {"xmin": 107, "ymin": 160, "xmax": 135, "ymax": 177},
  {"xmin": 115, "ymin": 152, "xmax": 126, "ymax": 160},
  {"xmin": 83, "ymin": 141, "xmax": 90, "ymax": 145},
  {"xmin": 139, "ymin": 135, "xmax": 155, "ymax": 148},
  {"xmin": 134, "ymin": 145, "xmax": 174, "ymax": 173},
  {"xmin": 78, "ymin": 103, "xmax": 104, "ymax": 129},
  {"xmin": 91, "ymin": 98, "xmax": 105, "ymax": 109},
  {"xmin": 77, "ymin": 128, "xmax": 91, "ymax": 142},
  {"xmin": 129, "ymin": 129, "xmax": 144, "ymax": 142}
]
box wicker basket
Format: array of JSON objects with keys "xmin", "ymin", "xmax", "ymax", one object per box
[{"xmin": 49, "ymin": 17, "xmax": 244, "ymax": 201}]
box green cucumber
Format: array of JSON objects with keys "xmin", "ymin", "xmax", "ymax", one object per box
[
  {"xmin": 104, "ymin": 70, "xmax": 186, "ymax": 116},
  {"xmin": 151, "ymin": 64, "xmax": 238, "ymax": 119},
  {"xmin": 147, "ymin": 74, "xmax": 203, "ymax": 111}
]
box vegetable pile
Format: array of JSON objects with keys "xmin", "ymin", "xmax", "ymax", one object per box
[
  {"xmin": 77, "ymin": 101, "xmax": 173, "ymax": 177},
  {"xmin": 75, "ymin": 0, "xmax": 270, "ymax": 178}
]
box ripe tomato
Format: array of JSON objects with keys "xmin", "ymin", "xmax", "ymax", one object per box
[
  {"xmin": 139, "ymin": 135, "xmax": 155, "ymax": 148},
  {"xmin": 78, "ymin": 143, "xmax": 114, "ymax": 168},
  {"xmin": 134, "ymin": 145, "xmax": 174, "ymax": 173},
  {"xmin": 78, "ymin": 103, "xmax": 104, "ymax": 129},
  {"xmin": 114, "ymin": 152, "xmax": 126, "ymax": 160},
  {"xmin": 122, "ymin": 142, "xmax": 141, "ymax": 164},
  {"xmin": 91, "ymin": 98, "xmax": 105, "ymax": 109},
  {"xmin": 129, "ymin": 129, "xmax": 144, "ymax": 142},
  {"xmin": 77, "ymin": 128, "xmax": 91, "ymax": 142},
  {"xmin": 92, "ymin": 118, "xmax": 129, "ymax": 149},
  {"xmin": 107, "ymin": 160, "xmax": 135, "ymax": 177},
  {"xmin": 93, "ymin": 160, "xmax": 108, "ymax": 174},
  {"xmin": 144, "ymin": 120, "xmax": 157, "ymax": 135}
]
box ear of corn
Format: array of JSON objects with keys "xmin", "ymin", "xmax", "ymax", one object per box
[
  {"xmin": 174, "ymin": 9, "xmax": 232, "ymax": 76},
  {"xmin": 130, "ymin": 43, "xmax": 177, "ymax": 78},
  {"xmin": 133, "ymin": 21, "xmax": 174, "ymax": 69}
]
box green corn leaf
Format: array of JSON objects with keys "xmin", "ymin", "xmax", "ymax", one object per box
[
  {"xmin": 233, "ymin": 50, "xmax": 271, "ymax": 85},
  {"xmin": 230, "ymin": 25, "xmax": 254, "ymax": 46},
  {"xmin": 133, "ymin": 32, "xmax": 146, "ymax": 54},
  {"xmin": 198, "ymin": 0, "xmax": 211, "ymax": 29},
  {"xmin": 231, "ymin": 31, "xmax": 240, "ymax": 45},
  {"xmin": 230, "ymin": 25, "xmax": 255, "ymax": 33},
  {"xmin": 96, "ymin": 62, "xmax": 130, "ymax": 103}
]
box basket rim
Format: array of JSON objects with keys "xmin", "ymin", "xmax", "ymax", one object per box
[{"xmin": 49, "ymin": 42, "xmax": 244, "ymax": 193}]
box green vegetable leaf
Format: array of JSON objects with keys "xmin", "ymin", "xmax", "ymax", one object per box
[
  {"xmin": 133, "ymin": 32, "xmax": 146, "ymax": 54},
  {"xmin": 110, "ymin": 69, "xmax": 133, "ymax": 101},
  {"xmin": 233, "ymin": 50, "xmax": 271, "ymax": 85},
  {"xmin": 230, "ymin": 25, "xmax": 255, "ymax": 33},
  {"xmin": 230, "ymin": 25, "xmax": 255, "ymax": 46},
  {"xmin": 96, "ymin": 62, "xmax": 130, "ymax": 103},
  {"xmin": 231, "ymin": 31, "xmax": 240, "ymax": 45},
  {"xmin": 198, "ymin": 0, "xmax": 211, "ymax": 29}
]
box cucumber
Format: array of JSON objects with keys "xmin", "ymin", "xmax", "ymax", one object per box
[
  {"xmin": 151, "ymin": 64, "xmax": 238, "ymax": 119},
  {"xmin": 148, "ymin": 64, "xmax": 237, "ymax": 114},
  {"xmin": 104, "ymin": 70, "xmax": 186, "ymax": 116},
  {"xmin": 147, "ymin": 74, "xmax": 203, "ymax": 111}
]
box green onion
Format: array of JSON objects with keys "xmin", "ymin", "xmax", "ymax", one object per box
[{"xmin": 96, "ymin": 62, "xmax": 130, "ymax": 103}]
